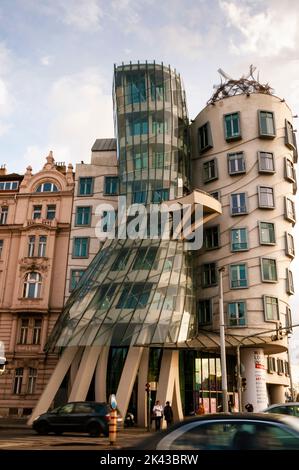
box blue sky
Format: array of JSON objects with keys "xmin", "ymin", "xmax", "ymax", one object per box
[{"xmin": 1, "ymin": 0, "xmax": 299, "ymax": 380}]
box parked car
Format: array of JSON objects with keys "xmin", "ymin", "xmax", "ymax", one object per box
[
  {"xmin": 132, "ymin": 413, "xmax": 299, "ymax": 450},
  {"xmin": 32, "ymin": 401, "xmax": 122, "ymax": 437},
  {"xmin": 263, "ymin": 403, "xmax": 299, "ymax": 417}
]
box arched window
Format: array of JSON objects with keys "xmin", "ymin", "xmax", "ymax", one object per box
[
  {"xmin": 23, "ymin": 272, "xmax": 42, "ymax": 298},
  {"xmin": 35, "ymin": 182, "xmax": 59, "ymax": 193}
]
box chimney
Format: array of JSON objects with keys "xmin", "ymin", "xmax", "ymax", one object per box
[{"xmin": 0, "ymin": 164, "xmax": 7, "ymax": 176}]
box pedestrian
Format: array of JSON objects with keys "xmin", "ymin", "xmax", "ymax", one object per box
[
  {"xmin": 163, "ymin": 401, "xmax": 173, "ymax": 428},
  {"xmin": 152, "ymin": 400, "xmax": 163, "ymax": 431},
  {"xmin": 245, "ymin": 402, "xmax": 254, "ymax": 412}
]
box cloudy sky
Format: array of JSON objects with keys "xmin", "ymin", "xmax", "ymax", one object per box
[{"xmin": 1, "ymin": 0, "xmax": 299, "ymax": 380}]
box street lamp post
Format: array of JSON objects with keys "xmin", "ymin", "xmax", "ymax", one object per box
[{"xmin": 218, "ymin": 267, "xmax": 228, "ymax": 413}]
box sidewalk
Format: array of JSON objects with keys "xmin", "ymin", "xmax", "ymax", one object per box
[{"xmin": 0, "ymin": 418, "xmax": 28, "ymax": 429}]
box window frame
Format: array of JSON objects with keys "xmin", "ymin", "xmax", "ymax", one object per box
[
  {"xmin": 260, "ymin": 257, "xmax": 278, "ymax": 283},
  {"xmin": 78, "ymin": 177, "xmax": 94, "ymax": 196},
  {"xmin": 202, "ymin": 262, "xmax": 218, "ymax": 288},
  {"xmin": 198, "ymin": 121, "xmax": 213, "ymax": 154},
  {"xmin": 227, "ymin": 151, "xmax": 246, "ymax": 175},
  {"xmin": 285, "ymin": 197, "xmax": 296, "ymax": 223},
  {"xmin": 258, "ymin": 221, "xmax": 276, "ymax": 245},
  {"xmin": 35, "ymin": 182, "xmax": 59, "ymax": 193},
  {"xmin": 286, "ymin": 268, "xmax": 294, "ymax": 294},
  {"xmin": 227, "ymin": 300, "xmax": 247, "ymax": 327},
  {"xmin": 258, "ymin": 151, "xmax": 275, "ymax": 174},
  {"xmin": 13, "ymin": 367, "xmax": 24, "ymax": 394},
  {"xmin": 285, "ymin": 157, "xmax": 296, "ymax": 183},
  {"xmin": 230, "ymin": 227, "xmax": 249, "ymax": 252},
  {"xmin": 75, "ymin": 206, "xmax": 92, "ymax": 226},
  {"xmin": 37, "ymin": 235, "xmax": 47, "ymax": 257},
  {"xmin": 204, "ymin": 225, "xmax": 220, "ymax": 250},
  {"xmin": 258, "ymin": 110, "xmax": 276, "ymax": 138},
  {"xmin": 104, "ymin": 176, "xmax": 119, "ymax": 196},
  {"xmin": 230, "ymin": 192, "xmax": 248, "ymax": 216},
  {"xmin": 229, "ymin": 263, "xmax": 248, "ymax": 289},
  {"xmin": 72, "ymin": 237, "xmax": 90, "ymax": 258},
  {"xmin": 46, "ymin": 204, "xmax": 56, "ymax": 220},
  {"xmin": 70, "ymin": 269, "xmax": 86, "ymax": 292},
  {"xmin": 258, "ymin": 185, "xmax": 275, "ymax": 209},
  {"xmin": 23, "ymin": 272, "xmax": 42, "ymax": 299},
  {"xmin": 0, "ymin": 206, "xmax": 8, "ymax": 225},
  {"xmin": 203, "ymin": 158, "xmax": 218, "ymax": 183},
  {"xmin": 285, "ymin": 232, "xmax": 295, "ymax": 258},
  {"xmin": 224, "ymin": 111, "xmax": 241, "ymax": 142},
  {"xmin": 32, "ymin": 205, "xmax": 42, "ymax": 220},
  {"xmin": 197, "ymin": 299, "xmax": 212, "ymax": 326},
  {"xmin": 285, "ymin": 119, "xmax": 296, "ymax": 151},
  {"xmin": 263, "ymin": 295, "xmax": 279, "ymax": 322},
  {"xmin": 209, "ymin": 190, "xmax": 220, "ymax": 201}
]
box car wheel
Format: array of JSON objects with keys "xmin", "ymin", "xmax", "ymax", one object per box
[
  {"xmin": 35, "ymin": 421, "xmax": 50, "ymax": 435},
  {"xmin": 87, "ymin": 422, "xmax": 101, "ymax": 437}
]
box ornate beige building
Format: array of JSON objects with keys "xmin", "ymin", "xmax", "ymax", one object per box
[{"xmin": 0, "ymin": 153, "xmax": 74, "ymax": 416}]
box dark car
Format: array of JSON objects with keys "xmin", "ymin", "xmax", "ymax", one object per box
[
  {"xmin": 133, "ymin": 413, "xmax": 299, "ymax": 450},
  {"xmin": 32, "ymin": 401, "xmax": 115, "ymax": 437},
  {"xmin": 264, "ymin": 403, "xmax": 299, "ymax": 417}
]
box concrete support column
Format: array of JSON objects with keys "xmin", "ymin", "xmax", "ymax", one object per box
[
  {"xmin": 9, "ymin": 315, "xmax": 18, "ymax": 352},
  {"xmin": 137, "ymin": 348, "xmax": 150, "ymax": 427},
  {"xmin": 116, "ymin": 347, "xmax": 144, "ymax": 421},
  {"xmin": 68, "ymin": 347, "xmax": 83, "ymax": 395},
  {"xmin": 69, "ymin": 346, "xmax": 102, "ymax": 402},
  {"xmin": 40, "ymin": 314, "xmax": 49, "ymax": 353},
  {"xmin": 270, "ymin": 384, "xmax": 285, "ymax": 404},
  {"xmin": 28, "ymin": 346, "xmax": 78, "ymax": 425},
  {"xmin": 241, "ymin": 348, "xmax": 268, "ymax": 412},
  {"xmin": 95, "ymin": 346, "xmax": 109, "ymax": 402}
]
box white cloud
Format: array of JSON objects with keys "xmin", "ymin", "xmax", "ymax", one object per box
[
  {"xmin": 0, "ymin": 43, "xmax": 15, "ymax": 136},
  {"xmin": 40, "ymin": 55, "xmax": 54, "ymax": 66},
  {"xmin": 158, "ymin": 25, "xmax": 203, "ymax": 61},
  {"xmin": 220, "ymin": 0, "xmax": 298, "ymax": 57}
]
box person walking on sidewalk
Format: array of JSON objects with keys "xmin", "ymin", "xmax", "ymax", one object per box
[
  {"xmin": 152, "ymin": 400, "xmax": 163, "ymax": 431},
  {"xmin": 163, "ymin": 401, "xmax": 173, "ymax": 428}
]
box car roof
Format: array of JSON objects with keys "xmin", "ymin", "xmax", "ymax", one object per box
[
  {"xmin": 266, "ymin": 403, "xmax": 299, "ymax": 407},
  {"xmin": 66, "ymin": 401, "xmax": 108, "ymax": 405}
]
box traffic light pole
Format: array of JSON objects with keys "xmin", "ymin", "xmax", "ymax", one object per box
[{"xmin": 218, "ymin": 267, "xmax": 228, "ymax": 413}]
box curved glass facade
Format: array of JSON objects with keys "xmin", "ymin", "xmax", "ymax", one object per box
[{"xmin": 47, "ymin": 62, "xmax": 196, "ymax": 349}]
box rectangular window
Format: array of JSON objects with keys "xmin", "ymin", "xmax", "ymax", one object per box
[
  {"xmin": 32, "ymin": 319, "xmax": 42, "ymax": 345},
  {"xmin": 111, "ymin": 249, "xmax": 131, "ymax": 271},
  {"xmin": 285, "ymin": 197, "xmax": 296, "ymax": 222},
  {"xmin": 259, "ymin": 110, "xmax": 275, "ymax": 138},
  {"xmin": 126, "ymin": 76, "xmax": 146, "ymax": 104},
  {"xmin": 285, "ymin": 158, "xmax": 296, "ymax": 182},
  {"xmin": 231, "ymin": 228, "xmax": 248, "ymax": 251},
  {"xmin": 285, "ymin": 232, "xmax": 295, "ymax": 258},
  {"xmin": 230, "ymin": 193, "xmax": 247, "ymax": 215},
  {"xmin": 153, "ymin": 152, "xmax": 164, "ymax": 169},
  {"xmin": 133, "ymin": 247, "xmax": 158, "ymax": 270},
  {"xmin": 284, "ymin": 361, "xmax": 290, "ymax": 376},
  {"xmin": 0, "ymin": 239, "xmax": 3, "ymax": 258},
  {"xmin": 267, "ymin": 357, "xmax": 276, "ymax": 373},
  {"xmin": 79, "ymin": 177, "xmax": 93, "ymax": 196},
  {"xmin": 70, "ymin": 269, "xmax": 85, "ymax": 291},
  {"xmin": 264, "ymin": 296, "xmax": 279, "ymax": 321},
  {"xmin": 129, "ymin": 119, "xmax": 148, "ymax": 136},
  {"xmin": 258, "ymin": 186, "xmax": 274, "ymax": 208},
  {"xmin": 27, "ymin": 368, "xmax": 37, "ymax": 394},
  {"xmin": 258, "ymin": 151, "xmax": 275, "ymax": 173},
  {"xmin": 134, "ymin": 152, "xmax": 148, "ymax": 170},
  {"xmin": 224, "ymin": 112, "xmax": 241, "ymax": 141},
  {"xmin": 261, "ymin": 258, "xmax": 277, "ymax": 282},
  {"xmin": 202, "ymin": 263, "xmax": 217, "ymax": 287},
  {"xmin": 0, "ymin": 181, "xmax": 19, "ymax": 190},
  {"xmin": 152, "ymin": 188, "xmax": 169, "ymax": 203},
  {"xmin": 286, "ymin": 306, "xmax": 292, "ymax": 333},
  {"xmin": 104, "ymin": 176, "xmax": 118, "ymax": 195},
  {"xmin": 116, "ymin": 283, "xmax": 152, "ymax": 309},
  {"xmin": 198, "ymin": 122, "xmax": 213, "ymax": 154},
  {"xmin": 198, "ymin": 299, "xmax": 212, "ymax": 325},
  {"xmin": 46, "ymin": 204, "xmax": 56, "ymax": 220},
  {"xmin": 75, "ymin": 206, "xmax": 91, "ymax": 226},
  {"xmin": 230, "ymin": 264, "xmax": 248, "ymax": 289},
  {"xmin": 277, "ymin": 359, "xmax": 284, "ymax": 375},
  {"xmin": 203, "ymin": 159, "xmax": 218, "ymax": 183},
  {"xmin": 204, "ymin": 225, "xmax": 220, "ymax": 250},
  {"xmin": 0, "ymin": 206, "xmax": 8, "ymax": 224},
  {"xmin": 28, "ymin": 235, "xmax": 35, "ymax": 257},
  {"xmin": 285, "ymin": 119, "xmax": 296, "ymax": 150},
  {"xmin": 13, "ymin": 368, "xmax": 24, "ymax": 394},
  {"xmin": 37, "ymin": 235, "xmax": 47, "ymax": 257},
  {"xmin": 32, "ymin": 205, "xmax": 42, "ymax": 219},
  {"xmin": 227, "ymin": 152, "xmax": 245, "ymax": 175},
  {"xmin": 228, "ymin": 301, "xmax": 246, "ymax": 326},
  {"xmin": 132, "ymin": 181, "xmax": 147, "ymax": 204},
  {"xmin": 209, "ymin": 191, "xmax": 220, "ymax": 201},
  {"xmin": 73, "ymin": 237, "xmax": 89, "ymax": 258},
  {"xmin": 259, "ymin": 222, "xmax": 275, "ymax": 245},
  {"xmin": 152, "ymin": 120, "xmax": 168, "ymax": 134},
  {"xmin": 287, "ymin": 268, "xmax": 294, "ymax": 294},
  {"xmin": 19, "ymin": 318, "xmax": 29, "ymax": 344}
]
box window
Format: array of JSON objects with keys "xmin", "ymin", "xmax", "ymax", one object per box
[
  {"xmin": 285, "ymin": 197, "xmax": 296, "ymax": 222},
  {"xmin": 32, "ymin": 205, "xmax": 42, "ymax": 219},
  {"xmin": 230, "ymin": 193, "xmax": 248, "ymax": 215},
  {"xmin": 285, "ymin": 158, "xmax": 296, "ymax": 182},
  {"xmin": 132, "ymin": 181, "xmax": 147, "ymax": 204},
  {"xmin": 153, "ymin": 152, "xmax": 164, "ymax": 169},
  {"xmin": 261, "ymin": 258, "xmax": 277, "ymax": 282},
  {"xmin": 70, "ymin": 269, "xmax": 85, "ymax": 291},
  {"xmin": 27, "ymin": 368, "xmax": 37, "ymax": 394},
  {"xmin": 258, "ymin": 151, "xmax": 275, "ymax": 173},
  {"xmin": 228, "ymin": 301, "xmax": 246, "ymax": 327},
  {"xmin": 79, "ymin": 177, "xmax": 93, "ymax": 196},
  {"xmin": 32, "ymin": 319, "xmax": 42, "ymax": 345},
  {"xmin": 227, "ymin": 152, "xmax": 245, "ymax": 175},
  {"xmin": 46, "ymin": 204, "xmax": 56, "ymax": 220},
  {"xmin": 19, "ymin": 319, "xmax": 29, "ymax": 344},
  {"xmin": 258, "ymin": 110, "xmax": 275, "ymax": 138},
  {"xmin": 134, "ymin": 152, "xmax": 148, "ymax": 170},
  {"xmin": 128, "ymin": 119, "xmax": 148, "ymax": 136},
  {"xmin": 152, "ymin": 188, "xmax": 169, "ymax": 203},
  {"xmin": 286, "ymin": 268, "xmax": 294, "ymax": 294},
  {"xmin": 286, "ymin": 306, "xmax": 292, "ymax": 333},
  {"xmin": 203, "ymin": 159, "xmax": 218, "ymax": 183},
  {"xmin": 116, "ymin": 283, "xmax": 152, "ymax": 309},
  {"xmin": 0, "ymin": 181, "xmax": 19, "ymax": 190},
  {"xmin": 258, "ymin": 186, "xmax": 274, "ymax": 208},
  {"xmin": 277, "ymin": 359, "xmax": 284, "ymax": 375},
  {"xmin": 152, "ymin": 120, "xmax": 168, "ymax": 134},
  {"xmin": 0, "ymin": 239, "xmax": 3, "ymax": 258},
  {"xmin": 0, "ymin": 206, "xmax": 8, "ymax": 224},
  {"xmin": 28, "ymin": 235, "xmax": 35, "ymax": 257},
  {"xmin": 150, "ymin": 80, "xmax": 164, "ymax": 101},
  {"xmin": 198, "ymin": 122, "xmax": 213, "ymax": 153},
  {"xmin": 284, "ymin": 361, "xmax": 290, "ymax": 376},
  {"xmin": 126, "ymin": 76, "xmax": 146, "ymax": 104},
  {"xmin": 37, "ymin": 236, "xmax": 47, "ymax": 257},
  {"xmin": 95, "ymin": 285, "xmax": 117, "ymax": 310},
  {"xmin": 111, "ymin": 249, "xmax": 131, "ymax": 271},
  {"xmin": 267, "ymin": 357, "xmax": 276, "ymax": 373},
  {"xmin": 36, "ymin": 182, "xmax": 58, "ymax": 192},
  {"xmin": 285, "ymin": 232, "xmax": 295, "ymax": 258},
  {"xmin": 209, "ymin": 191, "xmax": 220, "ymax": 201},
  {"xmin": 202, "ymin": 263, "xmax": 217, "ymax": 287},
  {"xmin": 204, "ymin": 225, "xmax": 220, "ymax": 250},
  {"xmin": 133, "ymin": 247, "xmax": 158, "ymax": 270},
  {"xmin": 259, "ymin": 222, "xmax": 275, "ymax": 245},
  {"xmin": 198, "ymin": 299, "xmax": 212, "ymax": 325},
  {"xmin": 231, "ymin": 228, "xmax": 248, "ymax": 251},
  {"xmin": 23, "ymin": 272, "xmax": 42, "ymax": 298},
  {"xmin": 285, "ymin": 119, "xmax": 296, "ymax": 150},
  {"xmin": 73, "ymin": 237, "xmax": 89, "ymax": 258},
  {"xmin": 229, "ymin": 264, "xmax": 248, "ymax": 289},
  {"xmin": 13, "ymin": 368, "xmax": 24, "ymax": 394},
  {"xmin": 75, "ymin": 206, "xmax": 91, "ymax": 226},
  {"xmin": 104, "ymin": 176, "xmax": 118, "ymax": 195},
  {"xmin": 264, "ymin": 296, "xmax": 279, "ymax": 321},
  {"xmin": 224, "ymin": 112, "xmax": 241, "ymax": 141}
]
